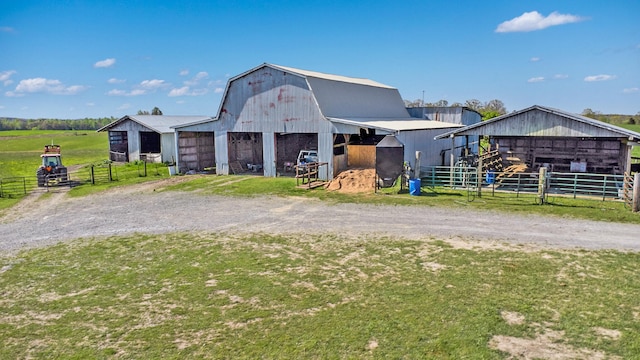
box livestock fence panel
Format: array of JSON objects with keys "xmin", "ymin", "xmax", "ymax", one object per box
[{"xmin": 420, "ymin": 165, "xmax": 636, "ymax": 207}]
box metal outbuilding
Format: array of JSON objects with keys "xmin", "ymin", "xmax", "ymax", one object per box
[
  {"xmin": 98, "ymin": 115, "xmax": 211, "ymax": 164},
  {"xmin": 435, "ymin": 105, "xmax": 640, "ymax": 174},
  {"xmin": 173, "ymin": 63, "xmax": 480, "ymax": 179}
]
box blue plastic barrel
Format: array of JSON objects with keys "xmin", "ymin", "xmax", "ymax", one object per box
[
  {"xmin": 485, "ymin": 170, "xmax": 495, "ymax": 185},
  {"xmin": 409, "ymin": 178, "xmax": 421, "ymax": 196}
]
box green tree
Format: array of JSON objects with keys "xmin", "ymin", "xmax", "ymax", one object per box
[
  {"xmin": 151, "ymin": 107, "xmax": 163, "ymax": 115},
  {"xmin": 464, "ymin": 99, "xmax": 483, "ymax": 111},
  {"xmin": 483, "ymin": 99, "xmax": 506, "ymax": 115}
]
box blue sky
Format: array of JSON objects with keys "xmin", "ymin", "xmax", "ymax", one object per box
[{"xmin": 1, "ymin": 0, "xmax": 638, "ymax": 119}]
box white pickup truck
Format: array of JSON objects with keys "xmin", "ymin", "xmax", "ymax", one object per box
[{"xmin": 297, "ymin": 150, "xmax": 318, "ymax": 166}]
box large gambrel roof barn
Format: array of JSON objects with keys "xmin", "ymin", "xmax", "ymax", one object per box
[{"xmin": 173, "ymin": 63, "xmax": 479, "ymax": 179}]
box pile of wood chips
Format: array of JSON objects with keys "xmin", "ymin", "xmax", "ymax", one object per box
[{"xmin": 325, "ymin": 168, "xmax": 376, "ymax": 193}]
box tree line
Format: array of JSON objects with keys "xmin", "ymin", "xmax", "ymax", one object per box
[
  {"xmin": 404, "ymin": 98, "xmax": 507, "ymax": 120},
  {"xmin": 0, "ymin": 117, "xmax": 116, "ymax": 131}
]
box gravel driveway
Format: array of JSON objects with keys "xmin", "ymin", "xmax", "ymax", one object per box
[{"xmin": 1, "ymin": 182, "xmax": 639, "ymax": 255}]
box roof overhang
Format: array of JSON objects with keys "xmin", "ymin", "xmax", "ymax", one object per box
[
  {"xmin": 327, "ymin": 117, "xmax": 463, "ymax": 133},
  {"xmin": 434, "ymin": 105, "xmax": 640, "ymax": 142}
]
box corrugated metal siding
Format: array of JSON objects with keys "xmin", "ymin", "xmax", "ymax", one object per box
[
  {"xmin": 317, "ymin": 132, "xmax": 333, "ymax": 180},
  {"xmin": 108, "ymin": 121, "xmax": 153, "ymax": 161},
  {"xmin": 215, "ymin": 131, "xmax": 229, "ymax": 175},
  {"xmin": 213, "ymin": 68, "xmax": 334, "ymax": 134},
  {"xmin": 441, "ymin": 107, "xmax": 640, "ymax": 139},
  {"xmin": 406, "ymin": 107, "xmax": 482, "ymax": 126},
  {"xmin": 263, "ymin": 133, "xmax": 276, "ymax": 177},
  {"xmin": 160, "ymin": 133, "xmax": 175, "ymax": 163},
  {"xmin": 397, "ymin": 129, "xmax": 466, "ymax": 167}
]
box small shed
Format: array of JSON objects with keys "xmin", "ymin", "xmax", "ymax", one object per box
[
  {"xmin": 435, "ymin": 105, "xmax": 640, "ymax": 174},
  {"xmin": 98, "ymin": 115, "xmax": 211, "ymax": 163}
]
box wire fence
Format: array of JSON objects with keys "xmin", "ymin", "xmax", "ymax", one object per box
[{"xmin": 419, "ymin": 166, "xmax": 635, "ymax": 203}]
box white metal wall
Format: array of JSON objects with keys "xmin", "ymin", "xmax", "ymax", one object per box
[{"xmin": 397, "ymin": 128, "xmax": 467, "ymax": 168}]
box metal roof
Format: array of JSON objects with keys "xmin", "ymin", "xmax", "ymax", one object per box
[
  {"xmin": 173, "ymin": 63, "xmax": 412, "ymax": 129},
  {"xmin": 99, "ymin": 115, "xmax": 211, "ymax": 134},
  {"xmin": 328, "ymin": 117, "xmax": 463, "ymax": 133},
  {"xmin": 434, "ymin": 105, "xmax": 640, "ymax": 141},
  {"xmin": 269, "ymin": 64, "xmax": 395, "ymax": 89}
]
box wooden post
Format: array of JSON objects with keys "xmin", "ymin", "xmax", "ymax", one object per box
[
  {"xmin": 633, "ymin": 173, "xmax": 640, "ymax": 212},
  {"xmin": 538, "ymin": 167, "xmax": 547, "ymax": 205},
  {"xmin": 90, "ymin": 165, "xmax": 95, "ymax": 185},
  {"xmin": 449, "ymin": 135, "xmax": 455, "ymax": 188}
]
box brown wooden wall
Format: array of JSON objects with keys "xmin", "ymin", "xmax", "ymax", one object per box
[
  {"xmin": 347, "ymin": 145, "xmax": 376, "ymax": 168},
  {"xmin": 178, "ymin": 131, "xmax": 215, "ymax": 171},
  {"xmin": 496, "ymin": 136, "xmax": 625, "ymax": 174}
]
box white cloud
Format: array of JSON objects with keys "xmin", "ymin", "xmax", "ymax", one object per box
[
  {"xmin": 11, "ymin": 77, "xmax": 87, "ymax": 95},
  {"xmin": 107, "ymin": 89, "xmax": 127, "ymax": 96},
  {"xmin": 0, "ymin": 26, "xmax": 14, "ymax": 33},
  {"xmin": 170, "ymin": 72, "xmax": 212, "ymax": 96},
  {"xmin": 94, "ymin": 58, "xmax": 116, "ymax": 68},
  {"xmin": 530, "ymin": 57, "xmax": 540, "ymax": 62},
  {"xmin": 623, "ymin": 87, "xmax": 639, "ymax": 93},
  {"xmin": 86, "ymin": 102, "xmax": 95, "ymax": 107},
  {"xmin": 107, "ymin": 78, "xmax": 125, "ymax": 84},
  {"xmin": 496, "ymin": 11, "xmax": 586, "ymax": 33},
  {"xmin": 584, "ymin": 74, "xmax": 616, "ymax": 82},
  {"xmin": 169, "ymin": 86, "xmax": 190, "ymax": 97},
  {"xmin": 184, "ymin": 71, "xmax": 209, "ymax": 86},
  {"xmin": 139, "ymin": 79, "xmax": 167, "ymax": 90},
  {"xmin": 553, "ymin": 74, "xmax": 569, "ymax": 79},
  {"xmin": 129, "ymin": 89, "xmax": 147, "ymax": 96},
  {"xmin": 0, "ymin": 70, "xmax": 16, "ymax": 86},
  {"xmin": 528, "ymin": 77, "xmax": 545, "ymax": 83},
  {"xmin": 179, "ymin": 69, "xmax": 189, "ymax": 76},
  {"xmin": 117, "ymin": 103, "xmax": 131, "ymax": 110},
  {"xmin": 168, "ymin": 86, "xmax": 209, "ymax": 97},
  {"xmin": 107, "ymin": 79, "xmax": 167, "ymax": 96},
  {"xmin": 214, "ymin": 87, "xmax": 224, "ymax": 93}
]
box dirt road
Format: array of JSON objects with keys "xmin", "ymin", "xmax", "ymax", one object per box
[{"xmin": 1, "ymin": 182, "xmax": 639, "ymax": 255}]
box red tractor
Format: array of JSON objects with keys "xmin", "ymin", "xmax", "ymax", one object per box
[{"xmin": 36, "ymin": 145, "xmax": 68, "ymax": 187}]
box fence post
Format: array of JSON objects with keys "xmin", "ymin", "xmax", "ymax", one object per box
[
  {"xmin": 23, "ymin": 177, "xmax": 26, "ymax": 195},
  {"xmin": 90, "ymin": 165, "xmax": 95, "ymax": 185},
  {"xmin": 477, "ymin": 156, "xmax": 483, "ymax": 198},
  {"xmin": 538, "ymin": 167, "xmax": 547, "ymax": 204},
  {"xmin": 144, "ymin": 161, "xmax": 147, "ymax": 177},
  {"xmin": 633, "ymin": 173, "xmax": 640, "ymax": 212},
  {"xmin": 108, "ymin": 163, "xmax": 113, "ymax": 182}
]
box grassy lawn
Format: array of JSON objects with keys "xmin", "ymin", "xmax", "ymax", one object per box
[
  {"xmin": 1, "ymin": 232, "xmax": 638, "ymax": 358},
  {"xmin": 161, "ymin": 175, "xmax": 640, "ymax": 224},
  {"xmin": 0, "ymin": 130, "xmax": 108, "ymax": 178}
]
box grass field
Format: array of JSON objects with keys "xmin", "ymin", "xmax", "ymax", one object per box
[
  {"xmin": 1, "ymin": 130, "xmax": 640, "ymax": 358},
  {"xmin": 0, "ymin": 130, "xmax": 108, "ymax": 178},
  {"xmin": 1, "ymin": 232, "xmax": 638, "ymax": 358}
]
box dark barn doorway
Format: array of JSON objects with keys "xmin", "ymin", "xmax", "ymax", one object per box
[
  {"xmin": 275, "ymin": 133, "xmax": 317, "ymax": 174},
  {"xmin": 140, "ymin": 131, "xmax": 161, "ymax": 154},
  {"xmin": 228, "ymin": 132, "xmax": 263, "ymax": 173}
]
